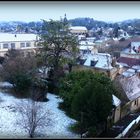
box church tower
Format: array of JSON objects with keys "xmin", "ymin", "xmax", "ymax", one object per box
[{"xmin": 63, "ymin": 13, "xmax": 68, "ymax": 26}]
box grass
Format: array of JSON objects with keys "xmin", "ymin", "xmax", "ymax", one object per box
[{"xmin": 0, "ymin": 87, "xmax": 49, "ymax": 102}]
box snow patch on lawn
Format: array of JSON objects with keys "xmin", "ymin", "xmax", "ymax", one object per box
[
  {"xmin": 0, "ymin": 91, "xmax": 79, "ymax": 138},
  {"xmin": 0, "ymin": 82, "xmax": 13, "ymax": 88}
]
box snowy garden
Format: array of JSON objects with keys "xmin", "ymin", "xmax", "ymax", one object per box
[{"xmin": 0, "ymin": 82, "xmax": 80, "ymax": 138}]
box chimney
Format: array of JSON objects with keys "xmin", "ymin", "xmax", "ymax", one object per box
[
  {"xmin": 129, "ymin": 43, "xmax": 132, "ymax": 53},
  {"xmin": 111, "ymin": 57, "xmax": 117, "ymax": 67}
]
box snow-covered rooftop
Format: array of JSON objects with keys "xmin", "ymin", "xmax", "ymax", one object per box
[
  {"xmin": 122, "ymin": 71, "xmax": 134, "ymax": 77},
  {"xmin": 122, "ymin": 69, "xmax": 136, "ymax": 77},
  {"xmin": 69, "ymin": 26, "xmax": 87, "ymax": 31},
  {"xmin": 79, "ymin": 45, "xmax": 94, "ymax": 51},
  {"xmin": 78, "ymin": 35, "xmax": 86, "ymax": 40},
  {"xmin": 0, "ymin": 33, "xmax": 37, "ymax": 42},
  {"xmin": 131, "ymin": 42, "xmax": 140, "ymax": 48},
  {"xmin": 123, "ymin": 42, "xmax": 140, "ymax": 54},
  {"xmin": 117, "ymin": 62, "xmax": 128, "ymax": 67},
  {"xmin": 132, "ymin": 65, "xmax": 140, "ymax": 70},
  {"xmin": 127, "ymin": 69, "xmax": 136, "ymax": 73},
  {"xmin": 95, "ymin": 40, "xmax": 103, "ymax": 43},
  {"xmin": 113, "ymin": 38, "xmax": 119, "ymax": 41},
  {"xmin": 79, "ymin": 41, "xmax": 95, "ymax": 46},
  {"xmin": 112, "ymin": 94, "xmax": 121, "ymax": 107},
  {"xmin": 81, "ymin": 52, "xmax": 113, "ymax": 70},
  {"xmin": 122, "ymin": 48, "xmax": 137, "ymax": 54},
  {"xmin": 116, "ymin": 62, "xmax": 123, "ymax": 68},
  {"xmin": 86, "ymin": 37, "xmax": 96, "ymax": 40}
]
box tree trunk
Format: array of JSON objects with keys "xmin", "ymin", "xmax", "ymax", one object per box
[{"xmin": 29, "ymin": 133, "xmax": 34, "ymax": 138}]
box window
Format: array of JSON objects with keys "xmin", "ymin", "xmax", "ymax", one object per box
[
  {"xmin": 134, "ymin": 100, "xmax": 138, "ymax": 106},
  {"xmin": 3, "ymin": 43, "xmax": 9, "ymax": 49},
  {"xmin": 137, "ymin": 99, "xmax": 139, "ymax": 106},
  {"xmin": 26, "ymin": 42, "xmax": 31, "ymax": 47},
  {"xmin": 134, "ymin": 100, "xmax": 137, "ymax": 106},
  {"xmin": 11, "ymin": 43, "xmax": 15, "ymax": 49},
  {"xmin": 20, "ymin": 43, "xmax": 25, "ymax": 48},
  {"xmin": 34, "ymin": 42, "xmax": 37, "ymax": 47}
]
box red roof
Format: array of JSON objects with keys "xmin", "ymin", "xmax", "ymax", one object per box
[{"xmin": 117, "ymin": 57, "xmax": 140, "ymax": 67}]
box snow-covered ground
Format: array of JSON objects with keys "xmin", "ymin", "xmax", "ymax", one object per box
[{"xmin": 0, "ymin": 90, "xmax": 80, "ymax": 138}]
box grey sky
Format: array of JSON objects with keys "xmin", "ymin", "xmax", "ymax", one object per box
[{"xmin": 0, "ymin": 1, "xmax": 140, "ymax": 22}]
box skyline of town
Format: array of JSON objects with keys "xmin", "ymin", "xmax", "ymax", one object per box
[
  {"xmin": 0, "ymin": 1, "xmax": 140, "ymax": 22},
  {"xmin": 0, "ymin": 4, "xmax": 139, "ymax": 138}
]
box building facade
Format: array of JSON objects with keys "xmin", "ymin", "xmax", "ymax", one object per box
[
  {"xmin": 69, "ymin": 26, "xmax": 88, "ymax": 35},
  {"xmin": 0, "ymin": 33, "xmax": 40, "ymax": 57}
]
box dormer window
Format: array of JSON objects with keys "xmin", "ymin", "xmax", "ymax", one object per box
[
  {"xmin": 79, "ymin": 58, "xmax": 86, "ymax": 65},
  {"xmin": 90, "ymin": 60, "xmax": 98, "ymax": 66}
]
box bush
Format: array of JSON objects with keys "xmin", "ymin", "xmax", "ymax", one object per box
[
  {"xmin": 14, "ymin": 73, "xmax": 32, "ymax": 93},
  {"xmin": 0, "ymin": 49, "xmax": 37, "ymax": 97},
  {"xmin": 59, "ymin": 70, "xmax": 118, "ymax": 137}
]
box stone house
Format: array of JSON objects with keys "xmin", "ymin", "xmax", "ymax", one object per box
[{"xmin": 113, "ymin": 70, "xmax": 140, "ymax": 121}]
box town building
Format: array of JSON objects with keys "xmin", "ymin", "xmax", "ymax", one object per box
[
  {"xmin": 0, "ymin": 33, "xmax": 40, "ymax": 57},
  {"xmin": 73, "ymin": 50, "xmax": 122, "ymax": 80},
  {"xmin": 69, "ymin": 26, "xmax": 88, "ymax": 35},
  {"xmin": 112, "ymin": 94, "xmax": 121, "ymax": 123},
  {"xmin": 114, "ymin": 70, "xmax": 140, "ymax": 121},
  {"xmin": 117, "ymin": 42, "xmax": 140, "ymax": 68}
]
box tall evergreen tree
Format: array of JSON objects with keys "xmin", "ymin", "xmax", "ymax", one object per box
[
  {"xmin": 38, "ymin": 17, "xmax": 79, "ymax": 88},
  {"xmin": 59, "ymin": 70, "xmax": 118, "ymax": 137}
]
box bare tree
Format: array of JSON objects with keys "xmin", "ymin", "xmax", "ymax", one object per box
[{"xmin": 16, "ymin": 99, "xmax": 51, "ymax": 138}]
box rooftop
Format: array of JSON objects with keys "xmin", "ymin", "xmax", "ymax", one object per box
[
  {"xmin": 132, "ymin": 65, "xmax": 140, "ymax": 70},
  {"xmin": 116, "ymin": 74, "xmax": 140, "ymax": 101},
  {"xmin": 79, "ymin": 45, "xmax": 94, "ymax": 51},
  {"xmin": 112, "ymin": 94, "xmax": 121, "ymax": 107},
  {"xmin": 117, "ymin": 57, "xmax": 140, "ymax": 67},
  {"xmin": 69, "ymin": 26, "xmax": 87, "ymax": 31},
  {"xmin": 123, "ymin": 48, "xmax": 140, "ymax": 54},
  {"xmin": 131, "ymin": 42, "xmax": 140, "ymax": 47},
  {"xmin": 122, "ymin": 69, "xmax": 136, "ymax": 78},
  {"xmin": 81, "ymin": 52, "xmax": 113, "ymax": 70},
  {"xmin": 79, "ymin": 41, "xmax": 95, "ymax": 46},
  {"xmin": 0, "ymin": 33, "xmax": 37, "ymax": 42}
]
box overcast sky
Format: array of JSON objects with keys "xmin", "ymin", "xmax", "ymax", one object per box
[{"xmin": 0, "ymin": 1, "xmax": 140, "ymax": 22}]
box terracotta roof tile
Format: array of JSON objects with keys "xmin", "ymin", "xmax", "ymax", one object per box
[{"xmin": 117, "ymin": 57, "xmax": 140, "ymax": 67}]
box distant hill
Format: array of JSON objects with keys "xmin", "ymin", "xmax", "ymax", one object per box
[
  {"xmin": 68, "ymin": 17, "xmax": 108, "ymax": 30},
  {"xmin": 0, "ymin": 18, "xmax": 140, "ymax": 33},
  {"xmin": 117, "ymin": 19, "xmax": 140, "ymax": 29}
]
